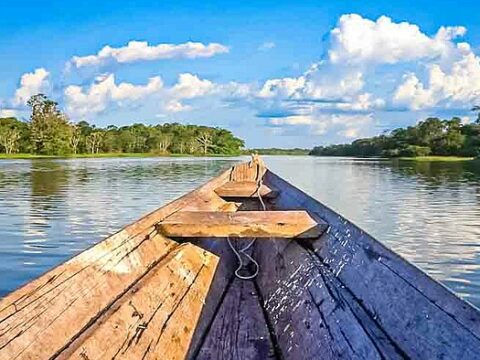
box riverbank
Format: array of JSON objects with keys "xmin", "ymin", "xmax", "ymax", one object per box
[
  {"xmin": 243, "ymin": 148, "xmax": 310, "ymax": 155},
  {"xmin": 397, "ymin": 156, "xmax": 476, "ymax": 162},
  {"xmin": 0, "ymin": 153, "xmax": 241, "ymax": 160}
]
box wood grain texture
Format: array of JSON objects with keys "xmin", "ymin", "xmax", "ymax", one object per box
[
  {"xmin": 0, "ymin": 230, "xmax": 178, "ymax": 360},
  {"xmin": 214, "ymin": 181, "xmax": 278, "ymax": 199},
  {"xmin": 265, "ymin": 170, "xmax": 480, "ymax": 359},
  {"xmin": 229, "ymin": 157, "xmax": 265, "ymax": 183},
  {"xmin": 58, "ymin": 243, "xmax": 218, "ymax": 360},
  {"xmin": 158, "ymin": 211, "xmax": 326, "ymax": 239},
  {"xmin": 254, "ymin": 239, "xmax": 386, "ymax": 360},
  {"xmin": 185, "ymin": 238, "xmax": 236, "ymax": 359},
  {"xmin": 195, "ymin": 278, "xmax": 275, "ymax": 360}
]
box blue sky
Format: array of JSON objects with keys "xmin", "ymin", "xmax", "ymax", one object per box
[{"xmin": 1, "ymin": 1, "xmax": 480, "ymax": 147}]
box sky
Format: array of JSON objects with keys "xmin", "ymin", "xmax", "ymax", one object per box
[{"xmin": 1, "ymin": 0, "xmax": 480, "ymax": 148}]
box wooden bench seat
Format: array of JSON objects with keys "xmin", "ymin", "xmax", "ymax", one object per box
[
  {"xmin": 214, "ymin": 181, "xmax": 279, "ymax": 199},
  {"xmin": 157, "ymin": 211, "xmax": 326, "ymax": 239}
]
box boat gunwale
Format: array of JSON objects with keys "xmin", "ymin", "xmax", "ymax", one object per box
[{"xmin": 265, "ymin": 169, "xmax": 480, "ymax": 339}]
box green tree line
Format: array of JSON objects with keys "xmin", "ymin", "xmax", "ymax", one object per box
[
  {"xmin": 310, "ymin": 112, "xmax": 480, "ymax": 158},
  {"xmin": 0, "ymin": 94, "xmax": 245, "ymax": 156}
]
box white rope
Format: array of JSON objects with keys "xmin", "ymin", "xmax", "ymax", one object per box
[
  {"xmin": 227, "ymin": 237, "xmax": 259, "ymax": 280},
  {"xmin": 256, "ymin": 178, "xmax": 267, "ymax": 212},
  {"xmin": 227, "ymin": 176, "xmax": 266, "ymax": 280}
]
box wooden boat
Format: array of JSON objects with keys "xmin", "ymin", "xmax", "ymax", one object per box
[{"xmin": 1, "ymin": 156, "xmax": 480, "ymax": 360}]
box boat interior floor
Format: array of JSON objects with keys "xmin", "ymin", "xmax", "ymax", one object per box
[{"xmin": 185, "ymin": 192, "xmax": 382, "ymax": 360}]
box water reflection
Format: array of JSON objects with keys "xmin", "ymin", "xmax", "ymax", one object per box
[{"xmin": 390, "ymin": 159, "xmax": 480, "ymax": 187}]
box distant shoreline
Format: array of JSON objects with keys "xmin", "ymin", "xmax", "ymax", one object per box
[
  {"xmin": 0, "ymin": 153, "xmax": 241, "ymax": 160},
  {"xmin": 396, "ymin": 156, "xmax": 476, "ymax": 162},
  {"xmin": 0, "ymin": 153, "xmax": 477, "ymax": 162},
  {"xmin": 310, "ymin": 155, "xmax": 478, "ymax": 162}
]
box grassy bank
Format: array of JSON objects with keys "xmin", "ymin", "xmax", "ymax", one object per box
[
  {"xmin": 0, "ymin": 153, "xmax": 241, "ymax": 160},
  {"xmin": 397, "ymin": 156, "xmax": 476, "ymax": 162},
  {"xmin": 244, "ymin": 148, "xmax": 310, "ymax": 155}
]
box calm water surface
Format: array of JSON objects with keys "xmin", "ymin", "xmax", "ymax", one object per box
[{"xmin": 1, "ymin": 156, "xmax": 480, "ymax": 308}]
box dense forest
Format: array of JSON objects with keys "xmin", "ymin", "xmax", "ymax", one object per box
[
  {"xmin": 311, "ymin": 114, "xmax": 480, "ymax": 158},
  {"xmin": 0, "ymin": 94, "xmax": 245, "ymax": 156}
]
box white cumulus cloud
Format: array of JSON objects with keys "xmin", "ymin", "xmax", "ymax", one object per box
[
  {"xmin": 64, "ymin": 72, "xmax": 222, "ymax": 119},
  {"xmin": 329, "ymin": 14, "xmax": 466, "ymax": 65},
  {"xmin": 14, "ymin": 68, "xmax": 50, "ymax": 106},
  {"xmin": 393, "ymin": 45, "xmax": 480, "ymax": 110},
  {"xmin": 170, "ymin": 73, "xmax": 215, "ymax": 99},
  {"xmin": 64, "ymin": 74, "xmax": 163, "ymax": 118},
  {"xmin": 70, "ymin": 41, "xmax": 229, "ymax": 68},
  {"xmin": 258, "ymin": 77, "xmax": 306, "ymax": 99}
]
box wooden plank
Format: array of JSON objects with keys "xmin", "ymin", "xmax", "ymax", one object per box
[
  {"xmin": 57, "ymin": 243, "xmax": 218, "ymax": 360},
  {"xmin": 218, "ymin": 202, "xmax": 241, "ymax": 212},
  {"xmin": 158, "ymin": 211, "xmax": 326, "ymax": 239},
  {"xmin": 0, "ymin": 230, "xmax": 180, "ymax": 360},
  {"xmin": 195, "ymin": 278, "xmax": 275, "ymax": 360},
  {"xmin": 265, "ymin": 170, "xmax": 480, "ymax": 358},
  {"xmin": 254, "ymin": 239, "xmax": 385, "ymax": 360},
  {"xmin": 215, "ymin": 181, "xmax": 278, "ymax": 199},
  {"xmin": 186, "ymin": 238, "xmax": 236, "ymax": 359},
  {"xmin": 303, "ymin": 244, "xmax": 406, "ymax": 359},
  {"xmin": 229, "ymin": 156, "xmax": 266, "ymax": 183}
]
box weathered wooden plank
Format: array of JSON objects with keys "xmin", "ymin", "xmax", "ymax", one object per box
[
  {"xmin": 0, "ymin": 230, "xmax": 180, "ymax": 360},
  {"xmin": 186, "ymin": 238, "xmax": 236, "ymax": 359},
  {"xmin": 158, "ymin": 211, "xmax": 326, "ymax": 239},
  {"xmin": 229, "ymin": 156, "xmax": 265, "ymax": 183},
  {"xmin": 302, "ymin": 244, "xmax": 406, "ymax": 359},
  {"xmin": 265, "ymin": 170, "xmax": 480, "ymax": 359},
  {"xmin": 215, "ymin": 181, "xmax": 278, "ymax": 199},
  {"xmin": 254, "ymin": 239, "xmax": 385, "ymax": 360},
  {"xmin": 57, "ymin": 243, "xmax": 218, "ymax": 360},
  {"xmin": 195, "ymin": 278, "xmax": 275, "ymax": 360},
  {"xmin": 218, "ymin": 202, "xmax": 241, "ymax": 212}
]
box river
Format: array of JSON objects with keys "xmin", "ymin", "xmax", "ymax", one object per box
[{"xmin": 1, "ymin": 156, "xmax": 479, "ymax": 308}]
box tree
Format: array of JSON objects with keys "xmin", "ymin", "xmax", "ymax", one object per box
[
  {"xmin": 310, "ymin": 116, "xmax": 477, "ymax": 158},
  {"xmin": 0, "ymin": 103, "xmax": 246, "ymax": 156},
  {"xmin": 150, "ymin": 131, "xmax": 172, "ymax": 153},
  {"xmin": 196, "ymin": 129, "xmax": 213, "ymax": 154},
  {"xmin": 86, "ymin": 131, "xmax": 103, "ymax": 153},
  {"xmin": 211, "ymin": 128, "xmax": 245, "ymax": 155},
  {"xmin": 0, "ymin": 127, "xmax": 20, "ymax": 154},
  {"xmin": 27, "ymin": 94, "xmax": 72, "ymax": 155},
  {"xmin": 0, "ymin": 117, "xmax": 27, "ymax": 154},
  {"xmin": 70, "ymin": 125, "xmax": 81, "ymax": 154}
]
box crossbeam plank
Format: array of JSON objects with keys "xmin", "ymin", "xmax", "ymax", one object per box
[
  {"xmin": 214, "ymin": 181, "xmax": 278, "ymax": 199},
  {"xmin": 157, "ymin": 211, "xmax": 326, "ymax": 239}
]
